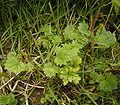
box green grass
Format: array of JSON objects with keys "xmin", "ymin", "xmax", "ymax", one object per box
[{"xmin": 0, "ymin": 0, "xmax": 120, "ymax": 105}]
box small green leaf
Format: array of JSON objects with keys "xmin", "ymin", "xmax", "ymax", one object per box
[
  {"xmin": 25, "ymin": 62, "xmax": 34, "ymax": 71},
  {"xmin": 70, "ymin": 56, "xmax": 82, "ymax": 66},
  {"xmin": 41, "ymin": 97, "xmax": 47, "ymax": 104},
  {"xmin": 90, "ymin": 71, "xmax": 117, "ymax": 92},
  {"xmin": 93, "ymin": 58, "xmax": 108, "ymax": 71},
  {"xmin": 49, "ymin": 35, "xmax": 61, "ymax": 44},
  {"xmin": 90, "ymin": 71, "xmax": 99, "ymax": 80},
  {"xmin": 96, "ymin": 75, "xmax": 105, "ymax": 83},
  {"xmin": 0, "ymin": 93, "xmax": 18, "ymax": 105},
  {"xmin": 64, "ymin": 24, "xmax": 78, "ymax": 40},
  {"xmin": 39, "ymin": 36, "xmax": 52, "ymax": 49},
  {"xmin": 99, "ymin": 73, "xmax": 117, "ymax": 92},
  {"xmin": 39, "ymin": 35, "xmax": 61, "ymax": 50},
  {"xmin": 41, "ymin": 24, "xmax": 52, "ymax": 36},
  {"xmin": 54, "ymin": 41, "xmax": 80, "ymax": 66},
  {"xmin": 60, "ymin": 66, "xmax": 81, "ymax": 85},
  {"xmin": 43, "ymin": 63, "xmax": 58, "ymax": 78},
  {"xmin": 5, "ymin": 52, "xmax": 26, "ymax": 74},
  {"xmin": 113, "ymin": 3, "xmax": 120, "ymax": 16},
  {"xmin": 41, "ymin": 90, "xmax": 57, "ymax": 104},
  {"xmin": 112, "ymin": 0, "xmax": 120, "ymax": 7},
  {"xmin": 78, "ymin": 22, "xmax": 90, "ymax": 35},
  {"xmin": 95, "ymin": 26, "xmax": 116, "ymax": 48}
]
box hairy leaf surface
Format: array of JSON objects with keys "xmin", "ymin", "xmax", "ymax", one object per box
[
  {"xmin": 54, "ymin": 41, "xmax": 80, "ymax": 66},
  {"xmin": 5, "ymin": 52, "xmax": 33, "ymax": 74},
  {"xmin": 43, "ymin": 63, "xmax": 58, "ymax": 78},
  {"xmin": 5, "ymin": 52, "xmax": 26, "ymax": 74},
  {"xmin": 95, "ymin": 27, "xmax": 116, "ymax": 48},
  {"xmin": 60, "ymin": 66, "xmax": 81, "ymax": 85},
  {"xmin": 99, "ymin": 73, "xmax": 117, "ymax": 92}
]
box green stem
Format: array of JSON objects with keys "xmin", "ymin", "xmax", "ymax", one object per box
[{"xmin": 105, "ymin": 3, "xmax": 113, "ymax": 26}]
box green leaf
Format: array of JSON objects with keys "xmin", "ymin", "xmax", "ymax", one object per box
[
  {"xmin": 39, "ymin": 25, "xmax": 61, "ymax": 49},
  {"xmin": 99, "ymin": 73, "xmax": 117, "ymax": 92},
  {"xmin": 49, "ymin": 35, "xmax": 61, "ymax": 44},
  {"xmin": 41, "ymin": 24, "xmax": 52, "ymax": 36},
  {"xmin": 54, "ymin": 41, "xmax": 80, "ymax": 66},
  {"xmin": 41, "ymin": 90, "xmax": 57, "ymax": 104},
  {"xmin": 90, "ymin": 71, "xmax": 99, "ymax": 80},
  {"xmin": 93, "ymin": 58, "xmax": 108, "ymax": 71},
  {"xmin": 5, "ymin": 52, "xmax": 26, "ymax": 74},
  {"xmin": 41, "ymin": 97, "xmax": 47, "ymax": 104},
  {"xmin": 43, "ymin": 63, "xmax": 58, "ymax": 78},
  {"xmin": 96, "ymin": 75, "xmax": 105, "ymax": 83},
  {"xmin": 112, "ymin": 0, "xmax": 120, "ymax": 7},
  {"xmin": 90, "ymin": 71, "xmax": 117, "ymax": 92},
  {"xmin": 60, "ymin": 66, "xmax": 81, "ymax": 85},
  {"xmin": 64, "ymin": 24, "xmax": 78, "ymax": 40},
  {"xmin": 78, "ymin": 22, "xmax": 90, "ymax": 35},
  {"xmin": 63, "ymin": 24, "xmax": 88, "ymax": 49},
  {"xmin": 39, "ymin": 35, "xmax": 61, "ymax": 50},
  {"xmin": 70, "ymin": 56, "xmax": 82, "ymax": 66},
  {"xmin": 113, "ymin": 3, "xmax": 120, "ymax": 16},
  {"xmin": 39, "ymin": 37, "xmax": 52, "ymax": 49},
  {"xmin": 90, "ymin": 71, "xmax": 105, "ymax": 84},
  {"xmin": 0, "ymin": 93, "xmax": 18, "ymax": 105},
  {"xmin": 25, "ymin": 62, "xmax": 34, "ymax": 71},
  {"xmin": 95, "ymin": 26, "xmax": 116, "ymax": 48}
]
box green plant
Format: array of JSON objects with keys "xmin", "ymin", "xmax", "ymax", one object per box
[
  {"xmin": 41, "ymin": 89, "xmax": 58, "ymax": 104},
  {"xmin": 90, "ymin": 71, "xmax": 117, "ymax": 92},
  {"xmin": 5, "ymin": 51, "xmax": 33, "ymax": 75},
  {"xmin": 0, "ymin": 0, "xmax": 120, "ymax": 104},
  {"xmin": 40, "ymin": 22, "xmax": 89, "ymax": 86},
  {"xmin": 39, "ymin": 22, "xmax": 119, "ymax": 104},
  {"xmin": 112, "ymin": 0, "xmax": 120, "ymax": 15},
  {"xmin": 93, "ymin": 25, "xmax": 116, "ymax": 48},
  {"xmin": 0, "ymin": 93, "xmax": 18, "ymax": 105}
]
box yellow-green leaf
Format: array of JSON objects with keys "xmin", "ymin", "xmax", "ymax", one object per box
[
  {"xmin": 43, "ymin": 63, "xmax": 58, "ymax": 78},
  {"xmin": 5, "ymin": 52, "xmax": 26, "ymax": 74},
  {"xmin": 60, "ymin": 66, "xmax": 81, "ymax": 85},
  {"xmin": 112, "ymin": 0, "xmax": 120, "ymax": 7},
  {"xmin": 95, "ymin": 26, "xmax": 116, "ymax": 48}
]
